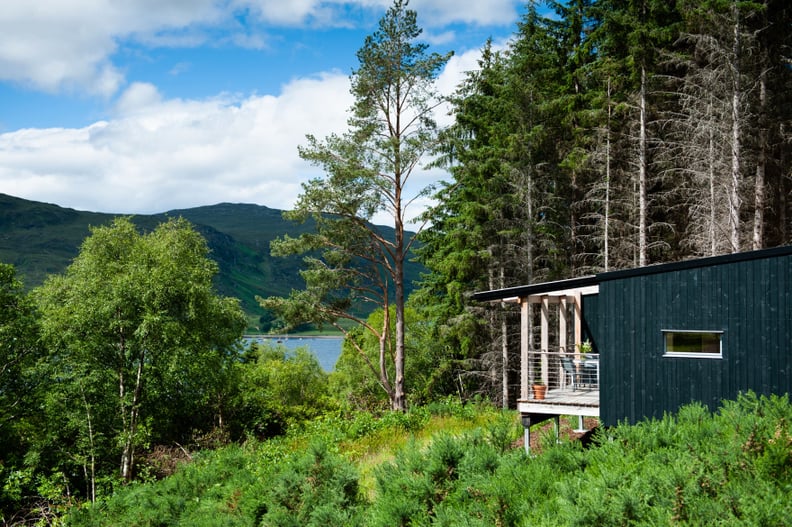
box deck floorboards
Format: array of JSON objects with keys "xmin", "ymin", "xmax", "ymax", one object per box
[{"xmin": 518, "ymin": 388, "xmax": 600, "ymax": 414}]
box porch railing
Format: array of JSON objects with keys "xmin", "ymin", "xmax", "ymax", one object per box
[{"xmin": 525, "ymin": 349, "xmax": 599, "ymax": 399}]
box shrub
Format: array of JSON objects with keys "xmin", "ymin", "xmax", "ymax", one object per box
[
  {"xmin": 257, "ymin": 441, "xmax": 362, "ymax": 527},
  {"xmin": 66, "ymin": 393, "xmax": 792, "ymax": 526}
]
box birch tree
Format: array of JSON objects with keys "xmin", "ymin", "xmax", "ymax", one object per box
[
  {"xmin": 35, "ymin": 217, "xmax": 246, "ymax": 483},
  {"xmin": 0, "ymin": 264, "xmax": 39, "ymax": 434},
  {"xmin": 0, "ymin": 263, "xmax": 41, "ymax": 491}
]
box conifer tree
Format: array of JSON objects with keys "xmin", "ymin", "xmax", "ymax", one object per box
[
  {"xmin": 417, "ymin": 42, "xmax": 519, "ymax": 405},
  {"xmin": 261, "ymin": 0, "xmax": 451, "ymax": 411}
]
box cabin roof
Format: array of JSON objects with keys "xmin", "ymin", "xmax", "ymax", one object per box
[
  {"xmin": 470, "ymin": 275, "xmax": 598, "ymax": 303},
  {"xmin": 471, "ymin": 244, "xmax": 792, "ymax": 303}
]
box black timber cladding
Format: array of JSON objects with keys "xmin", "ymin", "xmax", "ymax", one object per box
[{"xmin": 598, "ymin": 245, "xmax": 791, "ymax": 425}]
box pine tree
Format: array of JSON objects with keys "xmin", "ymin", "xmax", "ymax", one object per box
[{"xmin": 261, "ymin": 0, "xmax": 451, "ymax": 411}]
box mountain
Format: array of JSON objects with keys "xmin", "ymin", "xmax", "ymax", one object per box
[{"xmin": 0, "ymin": 193, "xmax": 424, "ymax": 331}]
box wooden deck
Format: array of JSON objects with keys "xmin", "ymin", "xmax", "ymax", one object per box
[{"xmin": 518, "ymin": 388, "xmax": 600, "ymax": 417}]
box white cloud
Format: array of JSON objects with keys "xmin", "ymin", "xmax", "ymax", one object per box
[
  {"xmin": 238, "ymin": 0, "xmax": 330, "ymax": 25},
  {"xmin": 0, "ymin": 0, "xmax": 519, "ymax": 95},
  {"xmin": 0, "ymin": 49, "xmax": 482, "ymax": 220},
  {"xmin": 0, "ymin": 0, "xmax": 510, "ymax": 221},
  {"xmin": 0, "ymin": 72, "xmax": 353, "ymax": 214},
  {"xmin": 0, "ymin": 0, "xmax": 222, "ymax": 95},
  {"xmin": 410, "ymin": 0, "xmax": 519, "ymax": 26}
]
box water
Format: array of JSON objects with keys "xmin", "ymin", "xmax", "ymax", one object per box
[{"xmin": 243, "ymin": 336, "xmax": 343, "ymax": 371}]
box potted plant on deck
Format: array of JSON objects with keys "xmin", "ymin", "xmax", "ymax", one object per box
[
  {"xmin": 578, "ymin": 339, "xmax": 592, "ymax": 358},
  {"xmin": 532, "ymin": 375, "xmax": 547, "ymax": 400}
]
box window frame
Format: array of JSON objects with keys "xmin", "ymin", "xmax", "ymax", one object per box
[{"xmin": 662, "ymin": 329, "xmax": 724, "ymax": 359}]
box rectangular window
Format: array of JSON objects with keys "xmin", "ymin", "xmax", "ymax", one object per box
[{"xmin": 662, "ymin": 330, "xmax": 723, "ymax": 359}]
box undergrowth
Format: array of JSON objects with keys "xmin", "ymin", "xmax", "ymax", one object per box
[{"xmin": 66, "ymin": 393, "xmax": 792, "ymax": 526}]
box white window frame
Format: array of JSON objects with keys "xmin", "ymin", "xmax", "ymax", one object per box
[{"xmin": 662, "ymin": 330, "xmax": 724, "ymax": 359}]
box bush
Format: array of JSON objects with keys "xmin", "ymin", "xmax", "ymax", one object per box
[
  {"xmin": 258, "ymin": 441, "xmax": 362, "ymax": 527},
  {"xmin": 556, "ymin": 393, "xmax": 792, "ymax": 526},
  {"xmin": 66, "ymin": 393, "xmax": 792, "ymax": 526}
]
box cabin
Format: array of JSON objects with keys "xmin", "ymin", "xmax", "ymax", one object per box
[{"xmin": 472, "ymin": 245, "xmax": 792, "ymax": 451}]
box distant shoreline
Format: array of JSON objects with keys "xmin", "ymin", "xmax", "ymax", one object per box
[{"xmin": 243, "ymin": 335, "xmax": 343, "ymax": 340}]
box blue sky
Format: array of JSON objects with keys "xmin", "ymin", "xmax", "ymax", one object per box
[{"xmin": 0, "ymin": 0, "xmax": 526, "ymax": 220}]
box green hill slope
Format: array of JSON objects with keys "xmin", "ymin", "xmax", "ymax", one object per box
[
  {"xmin": 0, "ymin": 193, "xmax": 423, "ymax": 330},
  {"xmin": 66, "ymin": 394, "xmax": 792, "ymax": 526}
]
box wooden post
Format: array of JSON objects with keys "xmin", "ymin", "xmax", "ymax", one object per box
[
  {"xmin": 574, "ymin": 291, "xmax": 583, "ymax": 355},
  {"xmin": 540, "ymin": 296, "xmax": 549, "ymax": 384},
  {"xmin": 559, "ymin": 295, "xmax": 569, "ymax": 353},
  {"xmin": 558, "ymin": 296, "xmax": 569, "ymax": 389},
  {"xmin": 521, "ymin": 299, "xmax": 529, "ymax": 401}
]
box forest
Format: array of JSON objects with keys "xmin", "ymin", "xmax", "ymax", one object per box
[{"xmin": 2, "ymin": 0, "xmax": 792, "ymax": 524}]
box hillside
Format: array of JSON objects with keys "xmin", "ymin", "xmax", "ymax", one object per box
[
  {"xmin": 0, "ymin": 193, "xmax": 423, "ymax": 330},
  {"xmin": 66, "ymin": 395, "xmax": 792, "ymax": 526}
]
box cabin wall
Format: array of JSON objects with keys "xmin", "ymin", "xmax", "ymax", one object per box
[
  {"xmin": 598, "ymin": 252, "xmax": 792, "ymax": 426},
  {"xmin": 581, "ymin": 293, "xmax": 601, "ymax": 352}
]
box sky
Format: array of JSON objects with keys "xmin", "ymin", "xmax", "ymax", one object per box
[{"xmin": 0, "ymin": 0, "xmax": 527, "ymax": 224}]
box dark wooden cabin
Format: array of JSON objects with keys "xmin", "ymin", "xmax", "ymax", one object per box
[{"xmin": 472, "ymin": 245, "xmax": 792, "ymax": 450}]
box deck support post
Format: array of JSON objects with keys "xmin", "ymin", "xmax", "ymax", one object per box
[
  {"xmin": 521, "ymin": 414, "xmax": 558, "ymax": 454},
  {"xmin": 575, "ymin": 415, "xmax": 586, "ymax": 433}
]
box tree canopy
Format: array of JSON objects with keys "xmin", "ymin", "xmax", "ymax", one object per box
[
  {"xmin": 413, "ymin": 0, "xmax": 792, "ymax": 405},
  {"xmin": 34, "ymin": 216, "xmax": 246, "ymax": 486}
]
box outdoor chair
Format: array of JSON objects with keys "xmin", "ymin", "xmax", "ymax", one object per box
[
  {"xmin": 561, "ymin": 356, "xmax": 580, "ymax": 391},
  {"xmin": 581, "ymin": 362, "xmax": 598, "ymax": 387}
]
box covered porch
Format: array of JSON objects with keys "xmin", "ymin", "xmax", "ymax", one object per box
[
  {"xmin": 520, "ymin": 349, "xmax": 599, "ymax": 415},
  {"xmin": 472, "ymin": 276, "xmax": 600, "ymax": 452}
]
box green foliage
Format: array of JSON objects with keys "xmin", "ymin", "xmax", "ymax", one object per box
[
  {"xmin": 330, "ymin": 305, "xmax": 461, "ymax": 412},
  {"xmin": 64, "ymin": 398, "xmax": 491, "ymax": 525},
  {"xmin": 68, "ymin": 444, "xmax": 259, "ymax": 527},
  {"xmin": 65, "ymin": 395, "xmax": 792, "ymax": 526},
  {"xmin": 0, "ymin": 263, "xmax": 40, "ymax": 443},
  {"xmin": 257, "ymin": 441, "xmax": 362, "ymax": 527},
  {"xmin": 231, "ymin": 342, "xmax": 335, "ymax": 439},
  {"xmin": 556, "ymin": 394, "xmax": 792, "ymax": 526},
  {"xmin": 31, "ymin": 216, "xmax": 247, "ymax": 490},
  {"xmin": 365, "ymin": 420, "xmax": 531, "ymax": 527},
  {"xmin": 330, "ymin": 326, "xmax": 391, "ymax": 411},
  {"xmin": 71, "ymin": 440, "xmax": 363, "ymax": 527},
  {"xmin": 0, "ymin": 263, "xmax": 48, "ymax": 519}
]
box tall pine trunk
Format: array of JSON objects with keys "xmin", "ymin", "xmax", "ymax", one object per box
[
  {"xmin": 638, "ymin": 65, "xmax": 648, "ymax": 266},
  {"xmin": 752, "ymin": 67, "xmax": 767, "ymax": 250},
  {"xmin": 394, "ymin": 264, "xmax": 406, "ymax": 411},
  {"xmin": 728, "ymin": 1, "xmax": 742, "ymax": 253},
  {"xmin": 500, "ymin": 266, "xmax": 509, "ymax": 409},
  {"xmin": 604, "ymin": 77, "xmax": 613, "ymax": 271}
]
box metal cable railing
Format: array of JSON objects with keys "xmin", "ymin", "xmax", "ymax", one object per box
[{"xmin": 525, "ymin": 348, "xmax": 599, "ymax": 399}]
